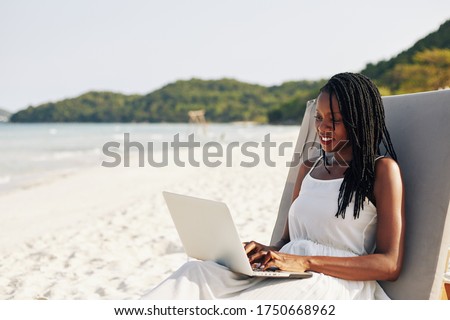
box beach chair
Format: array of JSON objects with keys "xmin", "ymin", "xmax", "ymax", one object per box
[
  {"xmin": 442, "ymin": 250, "xmax": 450, "ymax": 299},
  {"xmin": 271, "ymin": 90, "xmax": 450, "ymax": 299}
]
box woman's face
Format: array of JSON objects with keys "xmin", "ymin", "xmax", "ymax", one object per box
[{"xmin": 315, "ymin": 92, "xmax": 352, "ymax": 159}]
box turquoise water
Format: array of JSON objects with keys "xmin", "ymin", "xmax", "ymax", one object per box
[{"xmin": 0, "ymin": 123, "xmax": 299, "ymax": 193}]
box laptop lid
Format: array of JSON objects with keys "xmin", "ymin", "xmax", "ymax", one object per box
[{"xmin": 162, "ymin": 191, "xmax": 254, "ymax": 276}]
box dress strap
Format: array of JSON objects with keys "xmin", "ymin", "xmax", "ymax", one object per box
[
  {"xmin": 375, "ymin": 155, "xmax": 384, "ymax": 161},
  {"xmin": 307, "ymin": 157, "xmax": 322, "ymax": 175}
]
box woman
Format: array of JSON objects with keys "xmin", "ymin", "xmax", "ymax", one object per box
[{"xmin": 142, "ymin": 72, "xmax": 405, "ymax": 299}]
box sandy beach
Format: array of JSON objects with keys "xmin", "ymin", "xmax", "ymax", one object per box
[
  {"xmin": 0, "ymin": 130, "xmax": 297, "ymax": 299},
  {"xmin": 2, "ymin": 123, "xmax": 448, "ymax": 301}
]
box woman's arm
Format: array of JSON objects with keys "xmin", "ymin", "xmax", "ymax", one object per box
[{"xmin": 260, "ymin": 157, "xmax": 405, "ymax": 281}]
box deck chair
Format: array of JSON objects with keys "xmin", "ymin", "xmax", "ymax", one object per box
[{"xmin": 271, "ymin": 89, "xmax": 450, "ymax": 299}]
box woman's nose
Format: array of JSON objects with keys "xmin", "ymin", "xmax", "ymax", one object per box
[{"xmin": 318, "ymin": 119, "xmax": 333, "ymax": 132}]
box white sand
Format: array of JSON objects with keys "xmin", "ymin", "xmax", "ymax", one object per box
[{"xmin": 0, "ymin": 137, "xmax": 297, "ymax": 299}]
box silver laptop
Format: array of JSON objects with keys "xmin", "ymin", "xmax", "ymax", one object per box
[{"xmin": 162, "ymin": 191, "xmax": 312, "ymax": 279}]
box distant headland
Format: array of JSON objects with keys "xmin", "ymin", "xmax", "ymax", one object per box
[{"xmin": 8, "ymin": 20, "xmax": 450, "ymax": 124}]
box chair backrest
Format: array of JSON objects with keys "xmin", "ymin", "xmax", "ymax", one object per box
[{"xmin": 271, "ymin": 90, "xmax": 450, "ymax": 299}]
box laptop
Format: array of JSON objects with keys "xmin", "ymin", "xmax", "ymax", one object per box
[{"xmin": 162, "ymin": 191, "xmax": 312, "ymax": 279}]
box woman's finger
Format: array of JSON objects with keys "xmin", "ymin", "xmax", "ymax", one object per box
[
  {"xmin": 248, "ymin": 250, "xmax": 267, "ymax": 264},
  {"xmin": 244, "ymin": 241, "xmax": 256, "ymax": 255},
  {"xmin": 261, "ymin": 251, "xmax": 281, "ymax": 268},
  {"xmin": 263, "ymin": 261, "xmax": 280, "ymax": 271}
]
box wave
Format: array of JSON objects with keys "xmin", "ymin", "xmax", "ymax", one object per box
[{"xmin": 32, "ymin": 148, "xmax": 102, "ymax": 162}]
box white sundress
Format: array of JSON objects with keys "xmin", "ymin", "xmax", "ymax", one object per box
[{"xmin": 141, "ymin": 161, "xmax": 390, "ymax": 300}]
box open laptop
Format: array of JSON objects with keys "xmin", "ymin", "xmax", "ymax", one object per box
[{"xmin": 162, "ymin": 191, "xmax": 312, "ymax": 279}]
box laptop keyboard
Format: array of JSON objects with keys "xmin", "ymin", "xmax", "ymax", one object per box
[{"xmin": 252, "ymin": 268, "xmax": 291, "ymax": 277}]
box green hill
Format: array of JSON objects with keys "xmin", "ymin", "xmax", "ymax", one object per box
[
  {"xmin": 10, "ymin": 19, "xmax": 450, "ymax": 124},
  {"xmin": 362, "ymin": 19, "xmax": 450, "ymax": 91},
  {"xmin": 129, "ymin": 78, "xmax": 271, "ymax": 123},
  {"xmin": 129, "ymin": 78, "xmax": 325, "ymax": 123},
  {"xmin": 10, "ymin": 78, "xmax": 325, "ymax": 123},
  {"xmin": 10, "ymin": 92, "xmax": 141, "ymax": 123}
]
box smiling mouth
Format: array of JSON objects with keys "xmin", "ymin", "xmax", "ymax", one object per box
[{"xmin": 319, "ymin": 136, "xmax": 333, "ymax": 145}]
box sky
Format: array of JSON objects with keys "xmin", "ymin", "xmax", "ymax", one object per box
[{"xmin": 1, "ymin": 0, "xmax": 450, "ymax": 112}]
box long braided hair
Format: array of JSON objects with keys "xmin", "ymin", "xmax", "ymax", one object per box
[{"xmin": 320, "ymin": 73, "xmax": 397, "ymax": 219}]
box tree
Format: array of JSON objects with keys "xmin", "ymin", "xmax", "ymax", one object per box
[{"xmin": 387, "ymin": 49, "xmax": 450, "ymax": 94}]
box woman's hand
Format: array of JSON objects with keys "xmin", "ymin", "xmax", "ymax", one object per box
[
  {"xmin": 244, "ymin": 241, "xmax": 309, "ymax": 272},
  {"xmin": 243, "ymin": 241, "xmax": 274, "ymax": 268},
  {"xmin": 259, "ymin": 251, "xmax": 309, "ymax": 273}
]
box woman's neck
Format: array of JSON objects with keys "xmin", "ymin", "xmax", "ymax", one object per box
[{"xmin": 330, "ymin": 153, "xmax": 352, "ymax": 167}]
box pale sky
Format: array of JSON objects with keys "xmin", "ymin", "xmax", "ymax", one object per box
[{"xmin": 1, "ymin": 0, "xmax": 450, "ymax": 112}]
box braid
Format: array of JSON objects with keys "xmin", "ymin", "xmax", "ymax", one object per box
[{"xmin": 320, "ymin": 73, "xmax": 397, "ymax": 219}]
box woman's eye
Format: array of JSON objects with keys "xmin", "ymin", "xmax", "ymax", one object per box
[{"xmin": 314, "ymin": 115, "xmax": 341, "ymax": 122}]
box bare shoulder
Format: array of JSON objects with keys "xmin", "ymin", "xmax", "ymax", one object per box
[
  {"xmin": 374, "ymin": 157, "xmax": 403, "ymax": 197},
  {"xmin": 374, "ymin": 157, "xmax": 402, "ymax": 180}
]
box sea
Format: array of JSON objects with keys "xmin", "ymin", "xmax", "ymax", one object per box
[{"xmin": 0, "ymin": 122, "xmax": 300, "ymax": 194}]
